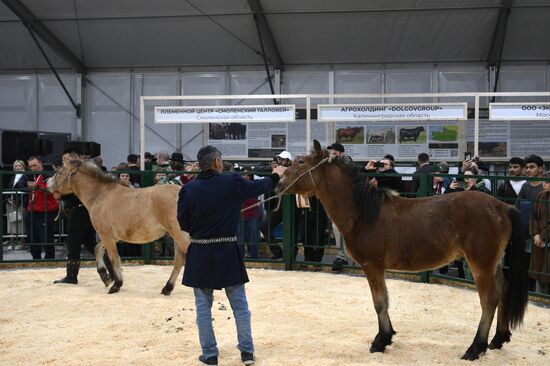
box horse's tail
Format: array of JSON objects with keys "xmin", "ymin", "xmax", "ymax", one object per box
[{"xmin": 504, "ymin": 206, "xmax": 529, "ymax": 329}]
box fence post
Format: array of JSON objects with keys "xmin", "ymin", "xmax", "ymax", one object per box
[
  {"xmin": 282, "ymin": 195, "xmax": 295, "ymax": 270},
  {"xmin": 143, "ymin": 243, "xmax": 152, "ymax": 264}
]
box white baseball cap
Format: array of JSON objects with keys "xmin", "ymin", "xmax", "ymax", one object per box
[{"xmin": 276, "ymin": 151, "xmax": 292, "ymax": 160}]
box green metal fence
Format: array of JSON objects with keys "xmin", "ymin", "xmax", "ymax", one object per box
[{"xmin": 1, "ymin": 168, "xmax": 549, "ymax": 301}]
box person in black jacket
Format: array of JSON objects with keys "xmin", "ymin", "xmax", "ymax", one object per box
[
  {"xmin": 178, "ymin": 146, "xmax": 286, "ymax": 365},
  {"xmin": 365, "ymin": 157, "xmax": 403, "ymax": 192},
  {"xmin": 410, "ymin": 152, "xmax": 431, "ymax": 194}
]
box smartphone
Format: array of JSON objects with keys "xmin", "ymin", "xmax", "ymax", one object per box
[
  {"xmin": 374, "ymin": 161, "xmax": 385, "ymax": 168},
  {"xmin": 455, "ymin": 181, "xmax": 468, "ymax": 189}
]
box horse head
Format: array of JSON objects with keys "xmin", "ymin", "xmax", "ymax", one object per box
[
  {"xmin": 275, "ymin": 140, "xmax": 329, "ymax": 196},
  {"xmin": 47, "ymin": 154, "xmax": 82, "ymax": 195}
]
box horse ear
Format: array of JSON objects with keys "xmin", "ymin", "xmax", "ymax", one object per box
[{"xmin": 313, "ymin": 140, "xmax": 322, "ymax": 154}]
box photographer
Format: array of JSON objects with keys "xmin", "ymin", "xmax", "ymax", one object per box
[
  {"xmin": 445, "ymin": 166, "xmax": 490, "ymax": 195},
  {"xmin": 364, "ymin": 158, "xmax": 403, "ymax": 192}
]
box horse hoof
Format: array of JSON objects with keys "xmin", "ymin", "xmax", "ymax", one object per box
[
  {"xmin": 369, "ymin": 344, "xmax": 386, "ymax": 353},
  {"xmin": 460, "ymin": 352, "xmax": 479, "ymax": 361},
  {"xmin": 108, "ymin": 285, "xmax": 120, "ymax": 294},
  {"xmin": 161, "ymin": 283, "xmax": 174, "ymax": 296},
  {"xmin": 99, "ymin": 271, "xmax": 113, "ymax": 287},
  {"xmin": 489, "ymin": 330, "xmax": 510, "ymax": 350}
]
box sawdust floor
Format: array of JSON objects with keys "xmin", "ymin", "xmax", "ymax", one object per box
[{"xmin": 0, "ymin": 266, "xmax": 548, "ymax": 365}]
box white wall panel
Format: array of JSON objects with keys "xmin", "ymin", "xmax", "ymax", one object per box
[
  {"xmin": 180, "ymin": 72, "xmax": 228, "ymax": 158},
  {"xmin": 334, "ymin": 71, "xmax": 382, "ymax": 103},
  {"xmin": 282, "ymin": 71, "xmax": 329, "ymax": 105},
  {"xmin": 498, "ymin": 68, "xmax": 547, "ymax": 102},
  {"xmin": 85, "ymin": 73, "xmax": 131, "ymax": 170},
  {"xmin": 438, "ymin": 69, "xmax": 488, "ymax": 105},
  {"xmin": 37, "ymin": 74, "xmax": 78, "ymax": 135},
  {"xmin": 0, "ymin": 75, "xmax": 36, "ymax": 130},
  {"xmin": 385, "ymin": 70, "xmax": 433, "ymax": 103},
  {"xmin": 230, "ymin": 71, "xmax": 273, "ymax": 104},
  {"xmin": 134, "ymin": 73, "xmax": 179, "ymax": 158}
]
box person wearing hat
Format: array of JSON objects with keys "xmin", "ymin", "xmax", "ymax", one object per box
[
  {"xmin": 53, "ymin": 147, "xmax": 114, "ymax": 284},
  {"xmin": 261, "ymin": 151, "xmax": 294, "ymax": 260},
  {"xmin": 275, "ymin": 151, "xmax": 292, "ymax": 167}
]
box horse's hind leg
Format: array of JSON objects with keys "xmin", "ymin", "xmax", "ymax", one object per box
[
  {"xmin": 103, "ymin": 239, "xmax": 123, "ymax": 294},
  {"xmin": 94, "ymin": 242, "xmax": 113, "ymax": 287},
  {"xmin": 95, "ymin": 242, "xmax": 116, "ymax": 287},
  {"xmin": 161, "ymin": 234, "xmax": 187, "ymax": 296},
  {"xmin": 489, "ymin": 263, "xmax": 511, "ymax": 350},
  {"xmin": 363, "ymin": 264, "xmax": 396, "ymax": 353},
  {"xmin": 462, "ymin": 265, "xmax": 499, "ymax": 360}
]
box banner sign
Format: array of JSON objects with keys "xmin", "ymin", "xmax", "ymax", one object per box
[
  {"xmin": 489, "ymin": 103, "xmax": 550, "ymax": 120},
  {"xmin": 318, "ymin": 103, "xmax": 467, "ymax": 121},
  {"xmin": 154, "ymin": 105, "xmax": 296, "ymax": 123}
]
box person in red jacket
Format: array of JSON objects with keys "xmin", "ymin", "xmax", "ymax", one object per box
[{"xmin": 26, "ymin": 156, "xmax": 59, "ymax": 259}]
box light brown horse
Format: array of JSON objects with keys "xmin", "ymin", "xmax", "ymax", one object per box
[
  {"xmin": 276, "ymin": 140, "xmax": 528, "ymax": 360},
  {"xmin": 48, "ymin": 155, "xmax": 190, "ymax": 295}
]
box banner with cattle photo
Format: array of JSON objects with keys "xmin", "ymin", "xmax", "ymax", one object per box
[
  {"xmin": 335, "ymin": 121, "xmax": 460, "ymax": 160},
  {"xmin": 208, "ymin": 120, "xmax": 329, "ymax": 159}
]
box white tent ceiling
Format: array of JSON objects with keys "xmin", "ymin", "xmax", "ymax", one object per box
[{"xmin": 0, "ymin": 0, "xmax": 549, "ymax": 72}]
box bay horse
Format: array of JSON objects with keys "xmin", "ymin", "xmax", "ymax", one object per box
[
  {"xmin": 47, "ymin": 154, "xmax": 190, "ymax": 295},
  {"xmin": 275, "ymin": 140, "xmax": 528, "ymax": 360}
]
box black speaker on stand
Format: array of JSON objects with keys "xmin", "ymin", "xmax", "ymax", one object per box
[{"xmin": 63, "ymin": 141, "xmax": 101, "ymax": 158}]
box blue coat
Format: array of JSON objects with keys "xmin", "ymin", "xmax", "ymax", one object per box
[{"xmin": 178, "ymin": 170, "xmax": 276, "ymax": 289}]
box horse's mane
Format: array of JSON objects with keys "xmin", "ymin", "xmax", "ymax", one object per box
[
  {"xmin": 76, "ymin": 161, "xmax": 122, "ymax": 185},
  {"xmin": 331, "ymin": 156, "xmax": 391, "ymax": 226}
]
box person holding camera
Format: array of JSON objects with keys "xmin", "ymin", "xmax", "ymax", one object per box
[
  {"xmin": 364, "ymin": 157, "xmax": 403, "ymax": 192},
  {"xmin": 445, "ymin": 166, "xmax": 490, "ymax": 195}
]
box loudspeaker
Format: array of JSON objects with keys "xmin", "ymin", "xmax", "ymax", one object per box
[
  {"xmin": 2, "ymin": 131, "xmax": 37, "ymax": 164},
  {"xmin": 63, "ymin": 141, "xmax": 101, "ymax": 158},
  {"xmin": 15, "ymin": 138, "xmax": 53, "ymax": 160}
]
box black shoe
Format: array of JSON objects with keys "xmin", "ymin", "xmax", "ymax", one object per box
[
  {"xmin": 54, "ymin": 260, "xmax": 80, "ymax": 284},
  {"xmin": 241, "ymin": 352, "xmax": 255, "ymax": 365},
  {"xmin": 331, "ymin": 257, "xmax": 348, "ymax": 272},
  {"xmin": 198, "ymin": 355, "xmax": 218, "ymax": 365},
  {"xmin": 270, "ymin": 254, "xmax": 282, "ymax": 260},
  {"xmin": 53, "ymin": 276, "xmax": 78, "ymax": 284}
]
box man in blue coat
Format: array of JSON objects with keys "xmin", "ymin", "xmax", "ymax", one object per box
[{"xmin": 177, "ymin": 146, "xmax": 286, "ymax": 366}]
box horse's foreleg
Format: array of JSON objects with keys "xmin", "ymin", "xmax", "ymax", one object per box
[
  {"xmin": 462, "ymin": 266, "xmax": 499, "ymax": 360},
  {"xmin": 94, "ymin": 242, "xmax": 113, "ymax": 287},
  {"xmin": 363, "ymin": 264, "xmax": 395, "ymax": 353},
  {"xmin": 489, "ymin": 263, "xmax": 511, "ymax": 350},
  {"xmin": 103, "ymin": 240, "xmax": 123, "ymax": 294},
  {"xmin": 161, "ymin": 234, "xmax": 187, "ymax": 296}
]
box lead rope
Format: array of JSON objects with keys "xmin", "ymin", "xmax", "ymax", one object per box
[
  {"xmin": 241, "ymin": 157, "xmax": 329, "ymax": 213},
  {"xmin": 52, "ymin": 167, "xmax": 77, "ymax": 222}
]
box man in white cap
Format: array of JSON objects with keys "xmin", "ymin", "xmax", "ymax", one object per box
[
  {"xmin": 261, "ymin": 150, "xmax": 293, "ymax": 259},
  {"xmin": 276, "ymin": 151, "xmax": 292, "ymax": 167}
]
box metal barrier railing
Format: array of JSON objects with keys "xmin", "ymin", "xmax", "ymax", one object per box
[{"xmin": 2, "ymin": 168, "xmax": 548, "ymax": 300}]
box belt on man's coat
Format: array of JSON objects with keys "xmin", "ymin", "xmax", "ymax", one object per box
[{"xmin": 190, "ymin": 236, "xmax": 237, "ymax": 244}]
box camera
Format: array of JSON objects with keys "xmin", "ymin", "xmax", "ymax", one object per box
[
  {"xmin": 456, "ymin": 181, "xmax": 468, "ymax": 189},
  {"xmin": 374, "ymin": 161, "xmax": 385, "ymax": 168}
]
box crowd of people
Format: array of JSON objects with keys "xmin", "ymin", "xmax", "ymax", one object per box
[
  {"xmin": 2, "ymin": 147, "xmax": 549, "ymax": 290},
  {"xmin": 1, "ymin": 144, "xmax": 550, "ymax": 365}
]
